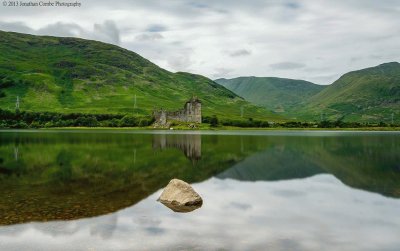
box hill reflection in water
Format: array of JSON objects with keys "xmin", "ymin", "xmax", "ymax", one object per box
[{"xmin": 0, "ymin": 130, "xmax": 399, "ymax": 226}]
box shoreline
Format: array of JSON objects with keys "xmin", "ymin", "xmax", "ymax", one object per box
[{"xmin": 0, "ymin": 126, "xmax": 399, "ymax": 132}]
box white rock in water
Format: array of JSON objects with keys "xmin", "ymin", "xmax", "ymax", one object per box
[{"xmin": 157, "ymin": 179, "xmax": 203, "ymax": 212}]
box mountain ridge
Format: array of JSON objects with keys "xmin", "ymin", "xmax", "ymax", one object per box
[
  {"xmin": 0, "ymin": 30, "xmax": 281, "ymax": 121},
  {"xmin": 216, "ymin": 62, "xmax": 400, "ymax": 123},
  {"xmin": 299, "ymin": 62, "xmax": 400, "ymax": 122},
  {"xmin": 215, "ymin": 76, "xmax": 325, "ymax": 113}
]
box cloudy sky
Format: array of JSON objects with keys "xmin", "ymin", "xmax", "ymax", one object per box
[{"xmin": 1, "ymin": 0, "xmax": 399, "ymax": 84}]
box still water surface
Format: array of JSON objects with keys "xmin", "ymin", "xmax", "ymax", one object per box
[{"xmin": 0, "ymin": 130, "xmax": 399, "ymax": 250}]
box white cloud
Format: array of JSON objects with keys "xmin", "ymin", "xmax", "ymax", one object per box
[{"xmin": 0, "ymin": 0, "xmax": 399, "ymax": 84}]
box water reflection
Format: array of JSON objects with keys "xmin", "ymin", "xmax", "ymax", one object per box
[
  {"xmin": 0, "ymin": 175, "xmax": 399, "ymax": 251},
  {"xmin": 158, "ymin": 199, "xmax": 203, "ymax": 213},
  {"xmin": 218, "ymin": 147, "xmax": 324, "ymax": 181},
  {"xmin": 0, "ymin": 130, "xmax": 399, "ymax": 227},
  {"xmin": 152, "ymin": 134, "xmax": 201, "ymax": 162},
  {"xmin": 0, "ymin": 131, "xmax": 252, "ymax": 225}
]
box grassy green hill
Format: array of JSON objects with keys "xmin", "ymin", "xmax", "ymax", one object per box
[
  {"xmin": 216, "ymin": 63, "xmax": 400, "ymax": 123},
  {"xmin": 296, "ymin": 62, "xmax": 400, "ymax": 122},
  {"xmin": 215, "ymin": 77, "xmax": 325, "ymax": 113},
  {"xmin": 0, "ymin": 30, "xmax": 281, "ymax": 121}
]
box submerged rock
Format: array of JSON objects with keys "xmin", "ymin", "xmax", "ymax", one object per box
[{"xmin": 157, "ymin": 179, "xmax": 203, "ymax": 213}]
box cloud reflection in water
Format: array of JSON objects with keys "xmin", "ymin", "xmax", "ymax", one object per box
[{"xmin": 0, "ymin": 174, "xmax": 399, "ymax": 251}]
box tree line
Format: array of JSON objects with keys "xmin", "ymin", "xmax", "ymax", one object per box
[
  {"xmin": 203, "ymin": 116, "xmax": 398, "ymax": 128},
  {"xmin": 0, "ymin": 109, "xmax": 154, "ymax": 128}
]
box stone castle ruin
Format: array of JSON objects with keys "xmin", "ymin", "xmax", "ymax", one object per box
[{"xmin": 153, "ymin": 97, "xmax": 202, "ymax": 126}]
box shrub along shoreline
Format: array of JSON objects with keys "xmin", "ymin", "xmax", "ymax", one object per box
[
  {"xmin": 0, "ymin": 109, "xmax": 154, "ymax": 128},
  {"xmin": 0, "ymin": 109, "xmax": 398, "ymax": 129}
]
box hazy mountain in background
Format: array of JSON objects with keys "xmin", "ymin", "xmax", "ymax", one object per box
[{"xmin": 215, "ymin": 77, "xmax": 325, "ymax": 113}]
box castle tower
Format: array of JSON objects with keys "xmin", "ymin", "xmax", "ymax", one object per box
[{"xmin": 184, "ymin": 97, "xmax": 201, "ymax": 123}]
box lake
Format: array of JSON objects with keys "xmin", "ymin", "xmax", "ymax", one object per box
[{"xmin": 0, "ymin": 129, "xmax": 399, "ymax": 251}]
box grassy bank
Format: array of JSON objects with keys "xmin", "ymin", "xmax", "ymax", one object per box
[
  {"xmin": 21, "ymin": 126, "xmax": 400, "ymax": 131},
  {"xmin": 1, "ymin": 108, "xmax": 399, "ymax": 131}
]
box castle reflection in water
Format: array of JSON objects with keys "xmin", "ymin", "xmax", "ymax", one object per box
[{"xmin": 152, "ymin": 134, "xmax": 201, "ymax": 162}]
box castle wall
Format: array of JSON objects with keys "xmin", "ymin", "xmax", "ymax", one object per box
[
  {"xmin": 153, "ymin": 98, "xmax": 202, "ymax": 125},
  {"xmin": 154, "ymin": 110, "xmax": 167, "ymax": 125},
  {"xmin": 166, "ymin": 110, "xmax": 187, "ymax": 122}
]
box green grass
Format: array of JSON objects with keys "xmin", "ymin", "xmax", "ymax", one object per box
[
  {"xmin": 0, "ymin": 30, "xmax": 283, "ymax": 122},
  {"xmin": 216, "ymin": 63, "xmax": 400, "ymax": 123},
  {"xmin": 33, "ymin": 126, "xmax": 400, "ymax": 131},
  {"xmin": 292, "ymin": 62, "xmax": 400, "ymax": 122}
]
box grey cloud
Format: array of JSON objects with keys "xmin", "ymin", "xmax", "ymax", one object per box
[
  {"xmin": 369, "ymin": 54, "xmax": 384, "ymax": 60},
  {"xmin": 187, "ymin": 2, "xmax": 209, "ymax": 9},
  {"xmin": 229, "ymin": 202, "xmax": 252, "ymax": 210},
  {"xmin": 270, "ymin": 62, "xmax": 306, "ymax": 70},
  {"xmin": 229, "ymin": 49, "xmax": 251, "ymax": 57},
  {"xmin": 89, "ymin": 214, "xmax": 118, "ymax": 239},
  {"xmin": 144, "ymin": 227, "xmax": 165, "ymax": 235},
  {"xmin": 32, "ymin": 222, "xmax": 80, "ymax": 236},
  {"xmin": 303, "ymin": 66, "xmax": 331, "ymax": 73},
  {"xmin": 285, "ymin": 2, "xmax": 301, "ymax": 9},
  {"xmin": 0, "ymin": 21, "xmax": 82, "ymax": 38},
  {"xmin": 146, "ymin": 24, "xmax": 167, "ymax": 32},
  {"xmin": 94, "ymin": 20, "xmax": 120, "ymax": 44},
  {"xmin": 276, "ymin": 239, "xmax": 304, "ymax": 250},
  {"xmin": 0, "ymin": 21, "xmax": 34, "ymax": 34},
  {"xmin": 168, "ymin": 56, "xmax": 191, "ymax": 71},
  {"xmin": 136, "ymin": 33, "xmax": 164, "ymax": 41},
  {"xmin": 37, "ymin": 22, "xmax": 83, "ymax": 37},
  {"xmin": 0, "ymin": 20, "xmax": 121, "ymax": 45},
  {"xmin": 350, "ymin": 56, "xmax": 362, "ymax": 62},
  {"xmin": 212, "ymin": 67, "xmax": 234, "ymax": 79}
]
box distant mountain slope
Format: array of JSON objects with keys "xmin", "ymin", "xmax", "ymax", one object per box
[
  {"xmin": 215, "ymin": 77, "xmax": 325, "ymax": 113},
  {"xmin": 0, "ymin": 31, "xmax": 281, "ymax": 121},
  {"xmin": 298, "ymin": 62, "xmax": 400, "ymax": 122},
  {"xmin": 216, "ymin": 63, "xmax": 400, "ymax": 123}
]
